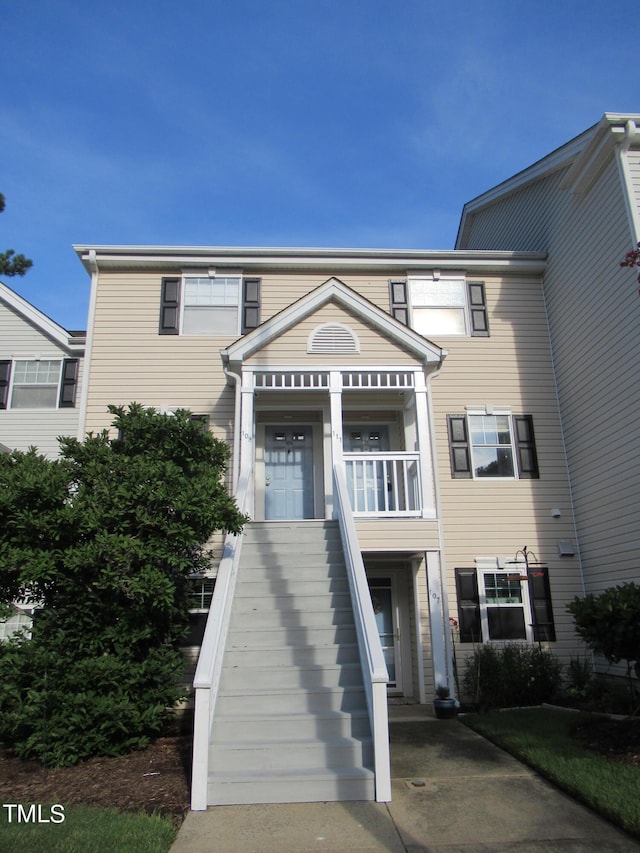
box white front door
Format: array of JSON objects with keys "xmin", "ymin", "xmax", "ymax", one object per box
[
  {"xmin": 264, "ymin": 426, "xmax": 314, "ymax": 520},
  {"xmin": 367, "ymin": 575, "xmax": 402, "ymax": 693}
]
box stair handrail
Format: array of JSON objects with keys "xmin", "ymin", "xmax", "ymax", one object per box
[
  {"xmin": 333, "ymin": 463, "xmax": 391, "ymax": 803},
  {"xmin": 191, "ymin": 468, "xmax": 251, "ymax": 811}
]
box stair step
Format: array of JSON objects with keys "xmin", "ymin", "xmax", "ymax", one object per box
[
  {"xmin": 215, "ymin": 685, "xmax": 367, "ymax": 714},
  {"xmin": 234, "ymin": 578, "xmax": 350, "ymax": 597},
  {"xmin": 223, "ymin": 643, "xmax": 361, "ymax": 667},
  {"xmin": 210, "ymin": 736, "xmax": 373, "ymax": 772},
  {"xmin": 220, "ymin": 662, "xmax": 364, "ymax": 690},
  {"xmin": 229, "ymin": 607, "xmax": 355, "ymax": 630},
  {"xmin": 226, "ymin": 624, "xmax": 357, "ymax": 647},
  {"xmin": 212, "ymin": 709, "xmax": 371, "ymax": 742},
  {"xmin": 208, "ymin": 766, "xmax": 375, "ymax": 806},
  {"xmin": 233, "ymin": 591, "xmax": 352, "ymax": 613}
]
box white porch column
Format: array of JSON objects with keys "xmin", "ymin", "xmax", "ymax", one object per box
[
  {"xmin": 414, "ymin": 371, "xmax": 436, "ymax": 519},
  {"xmin": 425, "ymin": 550, "xmax": 451, "ymax": 695},
  {"xmin": 328, "ymin": 370, "xmax": 343, "ymax": 519},
  {"xmin": 239, "ymin": 369, "xmax": 255, "ymax": 518}
]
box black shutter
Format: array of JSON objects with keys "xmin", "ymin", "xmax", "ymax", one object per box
[
  {"xmin": 447, "ymin": 415, "xmax": 472, "ymax": 478},
  {"xmin": 513, "ymin": 415, "xmax": 539, "ymax": 478},
  {"xmin": 0, "ymin": 360, "xmax": 11, "ymax": 409},
  {"xmin": 159, "ymin": 277, "xmax": 180, "ymax": 335},
  {"xmin": 468, "ymin": 281, "xmax": 489, "ymax": 337},
  {"xmin": 242, "ymin": 277, "xmax": 261, "ymax": 333},
  {"xmin": 528, "ymin": 565, "xmax": 555, "ymax": 641},
  {"xmin": 455, "ymin": 568, "xmax": 482, "ymax": 643},
  {"xmin": 389, "ymin": 279, "xmax": 408, "ymax": 325},
  {"xmin": 59, "ymin": 359, "xmax": 78, "ymax": 408}
]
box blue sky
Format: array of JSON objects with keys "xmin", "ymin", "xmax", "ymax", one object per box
[{"xmin": 1, "ymin": 0, "xmax": 639, "ymax": 330}]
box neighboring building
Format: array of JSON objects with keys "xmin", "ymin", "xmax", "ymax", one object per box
[
  {"xmin": 0, "ymin": 280, "xmax": 86, "ymax": 640},
  {"xmin": 0, "ymin": 281, "xmax": 85, "ymax": 458},
  {"xmin": 75, "ymin": 244, "xmax": 580, "ymax": 806},
  {"xmin": 457, "ymin": 113, "xmax": 640, "ymax": 598}
]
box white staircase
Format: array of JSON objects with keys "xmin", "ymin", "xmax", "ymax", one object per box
[{"xmin": 207, "ymin": 520, "xmax": 375, "ymax": 805}]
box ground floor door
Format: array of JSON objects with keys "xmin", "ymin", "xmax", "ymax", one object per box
[
  {"xmin": 367, "ymin": 575, "xmax": 403, "ymax": 693},
  {"xmin": 264, "ymin": 426, "xmax": 314, "ymax": 520}
]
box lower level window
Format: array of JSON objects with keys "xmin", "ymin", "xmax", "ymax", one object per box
[
  {"xmin": 11, "ymin": 360, "xmax": 62, "ymax": 408},
  {"xmin": 455, "ymin": 561, "xmax": 555, "ymax": 643}
]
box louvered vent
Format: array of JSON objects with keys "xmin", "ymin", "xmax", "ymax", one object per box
[{"xmin": 308, "ymin": 324, "xmax": 359, "ymax": 353}]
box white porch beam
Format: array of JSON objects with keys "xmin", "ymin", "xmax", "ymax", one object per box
[
  {"xmin": 240, "ymin": 370, "xmax": 255, "ymax": 518},
  {"xmin": 328, "ymin": 371, "xmax": 343, "ymax": 519},
  {"xmin": 414, "ymin": 371, "xmax": 436, "ymax": 519}
]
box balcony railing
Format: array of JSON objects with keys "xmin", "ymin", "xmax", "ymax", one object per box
[{"xmin": 343, "ymin": 452, "xmax": 421, "ymax": 516}]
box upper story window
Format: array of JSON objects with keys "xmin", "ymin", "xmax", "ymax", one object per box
[
  {"xmin": 159, "ymin": 275, "xmax": 261, "ymax": 336},
  {"xmin": 389, "ymin": 276, "xmax": 489, "ymax": 338},
  {"xmin": 0, "ymin": 359, "xmax": 78, "ymax": 410},
  {"xmin": 447, "ymin": 411, "xmax": 539, "ymax": 479}
]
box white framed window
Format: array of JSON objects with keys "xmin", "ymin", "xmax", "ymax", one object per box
[
  {"xmin": 411, "ymin": 278, "xmax": 468, "ymax": 336},
  {"xmin": 159, "ymin": 275, "xmax": 261, "ymax": 337},
  {"xmin": 1, "ymin": 359, "xmax": 79, "ymax": 410},
  {"xmin": 182, "ymin": 276, "xmax": 242, "ymax": 335},
  {"xmin": 447, "ymin": 412, "xmax": 539, "ymax": 479},
  {"xmin": 389, "ymin": 277, "xmax": 489, "ymax": 337},
  {"xmin": 11, "ymin": 360, "xmax": 62, "ymax": 408},
  {"xmin": 455, "ymin": 560, "xmax": 556, "ymax": 644}
]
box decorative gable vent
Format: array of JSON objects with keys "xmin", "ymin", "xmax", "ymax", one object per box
[{"xmin": 308, "ymin": 323, "xmax": 360, "ymax": 354}]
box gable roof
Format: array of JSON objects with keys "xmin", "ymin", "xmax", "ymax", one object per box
[
  {"xmin": 0, "ymin": 281, "xmax": 85, "ymax": 352},
  {"xmin": 221, "ymin": 277, "xmax": 445, "ymax": 370},
  {"xmin": 456, "ymin": 113, "xmax": 640, "ymax": 247}
]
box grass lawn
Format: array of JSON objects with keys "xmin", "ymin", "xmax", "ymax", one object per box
[
  {"xmin": 0, "ymin": 804, "xmax": 176, "ymax": 853},
  {"xmin": 462, "ymin": 708, "xmax": 640, "ymax": 839}
]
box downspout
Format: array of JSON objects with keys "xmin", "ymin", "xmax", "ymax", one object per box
[
  {"xmin": 615, "ymin": 120, "xmax": 640, "ymax": 243},
  {"xmin": 76, "ymin": 249, "xmax": 98, "ymax": 440},
  {"xmin": 425, "ymin": 352, "xmax": 458, "ymax": 697},
  {"xmin": 221, "ymin": 353, "xmax": 242, "ymax": 492}
]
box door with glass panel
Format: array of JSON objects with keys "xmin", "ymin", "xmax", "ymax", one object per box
[
  {"xmin": 264, "ymin": 426, "xmax": 314, "ymax": 520},
  {"xmin": 367, "ymin": 575, "xmax": 401, "ymax": 692}
]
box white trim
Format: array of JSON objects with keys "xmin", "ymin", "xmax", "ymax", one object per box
[
  {"xmin": 0, "ymin": 282, "xmax": 84, "ymax": 352},
  {"xmin": 223, "ymin": 278, "xmax": 444, "ymax": 368}
]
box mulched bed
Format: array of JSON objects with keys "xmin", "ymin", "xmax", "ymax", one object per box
[
  {"xmin": 572, "ymin": 717, "xmax": 640, "ymax": 768},
  {"xmin": 0, "ymin": 735, "xmax": 192, "ymax": 828},
  {"xmin": 1, "ymin": 717, "xmax": 638, "ymax": 829}
]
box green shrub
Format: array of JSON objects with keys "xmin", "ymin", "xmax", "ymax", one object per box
[{"xmin": 462, "ymin": 643, "xmax": 562, "ymax": 708}]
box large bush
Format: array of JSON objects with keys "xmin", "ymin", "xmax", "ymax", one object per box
[
  {"xmin": 462, "ymin": 643, "xmax": 562, "ymax": 709},
  {"xmin": 567, "ymin": 583, "xmax": 640, "ymax": 681},
  {"xmin": 0, "ymin": 404, "xmax": 247, "ymax": 764}
]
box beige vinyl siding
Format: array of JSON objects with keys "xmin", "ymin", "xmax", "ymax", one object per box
[
  {"xmin": 462, "ymin": 167, "xmax": 569, "ymax": 252},
  {"xmin": 84, "ymin": 272, "xmax": 235, "ymax": 444},
  {"xmin": 458, "ymin": 147, "xmax": 640, "ymax": 600},
  {"xmin": 627, "ymin": 149, "xmax": 640, "ymax": 224},
  {"xmin": 539, "ymin": 157, "xmax": 640, "ymax": 591},
  {"xmin": 356, "ymin": 519, "xmax": 440, "ymax": 551},
  {"xmin": 0, "ymin": 303, "xmax": 83, "ymax": 458},
  {"xmin": 246, "ymin": 302, "xmax": 422, "ymax": 367},
  {"xmin": 430, "ymin": 273, "xmax": 579, "ymax": 655},
  {"xmin": 258, "ymin": 273, "xmax": 394, "ymax": 321}
]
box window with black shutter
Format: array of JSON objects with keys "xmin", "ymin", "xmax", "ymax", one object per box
[
  {"xmin": 389, "ymin": 279, "xmax": 408, "ymax": 325},
  {"xmin": 242, "ymin": 278, "xmax": 261, "ymax": 333},
  {"xmin": 455, "ymin": 568, "xmax": 481, "ymax": 643},
  {"xmin": 58, "ymin": 359, "xmax": 79, "ymax": 408},
  {"xmin": 0, "ymin": 360, "xmax": 11, "ymax": 409},
  {"xmin": 447, "ymin": 415, "xmax": 472, "ymax": 478},
  {"xmin": 468, "ymin": 281, "xmax": 489, "ymax": 336},
  {"xmin": 159, "ymin": 277, "xmax": 181, "ymax": 335}
]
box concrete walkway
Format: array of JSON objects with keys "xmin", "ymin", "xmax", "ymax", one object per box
[{"xmin": 171, "ymin": 706, "xmax": 640, "ymax": 852}]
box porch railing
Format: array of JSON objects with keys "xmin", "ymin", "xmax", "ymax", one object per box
[
  {"xmin": 343, "ymin": 452, "xmax": 421, "ymax": 516},
  {"xmin": 334, "ymin": 463, "xmax": 391, "ymax": 803},
  {"xmin": 191, "ymin": 470, "xmax": 251, "ymax": 811}
]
